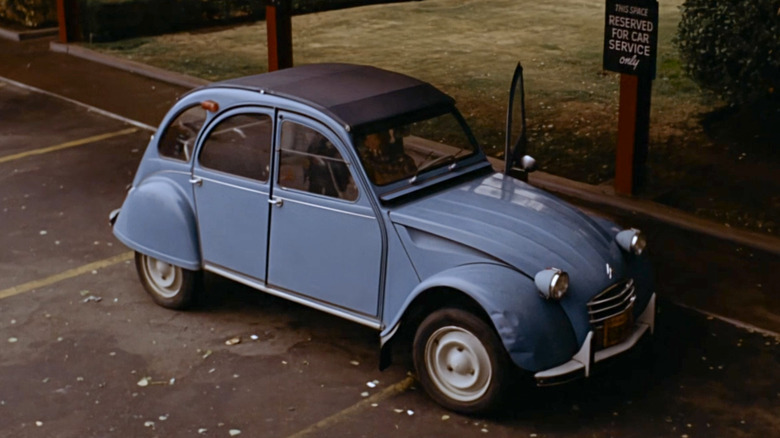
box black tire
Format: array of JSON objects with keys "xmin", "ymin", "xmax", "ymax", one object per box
[
  {"xmin": 134, "ymin": 252, "xmax": 201, "ymax": 309},
  {"xmin": 413, "ymin": 308, "xmax": 510, "ymax": 415}
]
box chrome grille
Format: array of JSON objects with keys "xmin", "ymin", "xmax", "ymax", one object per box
[{"xmin": 588, "ymin": 279, "xmax": 636, "ymax": 325}]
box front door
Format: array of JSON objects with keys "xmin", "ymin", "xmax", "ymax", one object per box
[
  {"xmin": 267, "ymin": 113, "xmax": 383, "ymax": 317},
  {"xmin": 192, "ymin": 109, "xmax": 274, "ymax": 281}
]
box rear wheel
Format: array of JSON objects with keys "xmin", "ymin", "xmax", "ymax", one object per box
[
  {"xmin": 413, "ymin": 308, "xmax": 510, "ymax": 414},
  {"xmin": 135, "ymin": 252, "xmax": 200, "ymax": 309}
]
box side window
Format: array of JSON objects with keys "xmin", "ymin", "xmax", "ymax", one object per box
[
  {"xmin": 199, "ymin": 113, "xmax": 273, "ymax": 182},
  {"xmin": 278, "ymin": 121, "xmax": 358, "ymax": 201},
  {"xmin": 158, "ymin": 105, "xmax": 206, "ymax": 161}
]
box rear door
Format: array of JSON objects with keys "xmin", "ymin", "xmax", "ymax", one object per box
[{"xmin": 191, "ymin": 108, "xmax": 274, "ymax": 281}]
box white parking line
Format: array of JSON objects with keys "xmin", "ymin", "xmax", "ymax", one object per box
[
  {"xmin": 0, "ymin": 75, "xmax": 156, "ymax": 132},
  {"xmin": 672, "ymin": 300, "xmax": 780, "ymax": 339},
  {"xmin": 0, "ymin": 252, "xmax": 134, "ymax": 300},
  {"xmin": 0, "ymin": 128, "xmax": 137, "ymax": 164},
  {"xmin": 286, "ymin": 376, "xmax": 415, "ymax": 438}
]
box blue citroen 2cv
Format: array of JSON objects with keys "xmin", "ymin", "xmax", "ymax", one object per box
[{"xmin": 111, "ymin": 63, "xmax": 655, "ymax": 414}]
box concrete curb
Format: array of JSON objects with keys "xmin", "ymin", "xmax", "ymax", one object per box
[
  {"xmin": 48, "ymin": 42, "xmax": 780, "ymax": 256},
  {"xmin": 50, "ymin": 42, "xmax": 210, "ymax": 89},
  {"xmin": 0, "ymin": 25, "xmax": 57, "ymax": 42}
]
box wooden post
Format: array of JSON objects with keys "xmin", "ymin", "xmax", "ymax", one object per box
[
  {"xmin": 615, "ymin": 75, "xmax": 638, "ymax": 195},
  {"xmin": 266, "ymin": 0, "xmax": 293, "ymax": 71},
  {"xmin": 56, "ymin": 0, "xmax": 68, "ymax": 43},
  {"xmin": 56, "ymin": 0, "xmax": 81, "ymax": 43},
  {"xmin": 634, "ymin": 74, "xmax": 652, "ymax": 191},
  {"xmin": 615, "ymin": 74, "xmax": 652, "ymax": 195}
]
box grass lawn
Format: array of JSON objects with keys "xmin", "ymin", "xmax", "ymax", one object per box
[{"xmin": 87, "ymin": 0, "xmax": 778, "ymax": 235}]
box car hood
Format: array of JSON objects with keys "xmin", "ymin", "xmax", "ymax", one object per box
[{"xmin": 389, "ymin": 173, "xmax": 625, "ymax": 293}]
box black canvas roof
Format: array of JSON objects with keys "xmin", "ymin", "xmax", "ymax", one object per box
[{"xmin": 214, "ymin": 63, "xmax": 455, "ymax": 130}]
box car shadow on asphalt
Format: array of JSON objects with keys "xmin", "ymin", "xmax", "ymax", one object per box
[{"xmin": 490, "ymin": 300, "xmax": 777, "ymax": 435}]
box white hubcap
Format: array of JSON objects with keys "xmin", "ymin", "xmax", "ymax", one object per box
[
  {"xmin": 151, "ymin": 260, "xmax": 175, "ymax": 287},
  {"xmin": 426, "ymin": 326, "xmax": 492, "ymax": 402},
  {"xmin": 143, "ymin": 255, "xmax": 182, "ymax": 298}
]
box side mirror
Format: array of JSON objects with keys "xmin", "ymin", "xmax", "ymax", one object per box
[
  {"xmin": 506, "ymin": 155, "xmax": 536, "ymax": 181},
  {"xmin": 519, "ymin": 155, "xmax": 537, "ymax": 173}
]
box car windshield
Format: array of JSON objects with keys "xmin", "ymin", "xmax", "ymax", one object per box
[{"xmin": 353, "ymin": 111, "xmax": 478, "ymax": 187}]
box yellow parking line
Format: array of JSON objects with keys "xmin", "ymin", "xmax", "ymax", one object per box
[
  {"xmin": 286, "ymin": 376, "xmax": 415, "ymax": 438},
  {"xmin": 0, "ymin": 128, "xmax": 138, "ymax": 164},
  {"xmin": 0, "ymin": 251, "xmax": 134, "ymax": 300}
]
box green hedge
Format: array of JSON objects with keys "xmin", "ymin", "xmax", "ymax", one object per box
[
  {"xmin": 0, "ymin": 0, "xmax": 57, "ymax": 28},
  {"xmin": 78, "ymin": 0, "xmax": 413, "ymax": 42},
  {"xmin": 676, "ymin": 0, "xmax": 780, "ymax": 105},
  {"xmin": 77, "ymin": 0, "xmax": 265, "ymax": 41}
]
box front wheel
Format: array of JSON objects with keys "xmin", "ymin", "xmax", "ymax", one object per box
[
  {"xmin": 413, "ymin": 308, "xmax": 510, "ymax": 414},
  {"xmin": 135, "ymin": 252, "xmax": 201, "ymax": 309}
]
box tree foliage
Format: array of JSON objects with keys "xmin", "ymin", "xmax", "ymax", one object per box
[
  {"xmin": 675, "ymin": 0, "xmax": 779, "ymax": 105},
  {"xmin": 0, "ymin": 0, "xmax": 57, "ymax": 27}
]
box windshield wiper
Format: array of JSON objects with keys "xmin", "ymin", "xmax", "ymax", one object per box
[{"xmin": 409, "ymin": 150, "xmax": 467, "ymax": 184}]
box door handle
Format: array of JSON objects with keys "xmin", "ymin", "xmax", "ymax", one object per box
[
  {"xmin": 268, "ymin": 197, "xmax": 284, "ymax": 208},
  {"xmin": 189, "ymin": 176, "xmax": 203, "ymax": 186}
]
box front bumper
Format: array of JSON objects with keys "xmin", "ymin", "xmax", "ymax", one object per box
[{"xmin": 534, "ymin": 293, "xmax": 656, "ymax": 386}]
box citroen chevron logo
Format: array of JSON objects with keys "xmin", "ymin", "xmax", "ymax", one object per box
[{"xmin": 606, "ymin": 263, "xmax": 614, "ymax": 279}]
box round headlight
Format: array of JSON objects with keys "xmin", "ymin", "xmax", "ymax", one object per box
[
  {"xmin": 534, "ymin": 268, "xmax": 569, "ymax": 300},
  {"xmin": 631, "ymin": 231, "xmax": 647, "ymax": 255},
  {"xmin": 550, "ymin": 271, "xmax": 569, "ymax": 299},
  {"xmin": 616, "ymin": 229, "xmax": 646, "ymax": 255}
]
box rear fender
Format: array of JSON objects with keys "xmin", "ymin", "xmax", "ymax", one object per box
[
  {"xmin": 383, "ymin": 263, "xmax": 578, "ymax": 372},
  {"xmin": 113, "ymin": 175, "xmax": 201, "ymax": 270}
]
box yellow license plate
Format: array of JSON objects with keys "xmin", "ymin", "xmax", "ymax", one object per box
[{"xmin": 603, "ymin": 308, "xmax": 634, "ymax": 347}]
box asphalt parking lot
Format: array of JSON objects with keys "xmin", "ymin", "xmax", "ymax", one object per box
[{"xmin": 1, "ymin": 79, "xmax": 778, "ymax": 438}]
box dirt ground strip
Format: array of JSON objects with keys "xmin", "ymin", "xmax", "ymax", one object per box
[{"xmin": 1, "ymin": 81, "xmax": 778, "ymax": 437}]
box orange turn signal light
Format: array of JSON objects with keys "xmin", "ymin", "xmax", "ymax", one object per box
[{"xmin": 201, "ymin": 100, "xmax": 219, "ymax": 113}]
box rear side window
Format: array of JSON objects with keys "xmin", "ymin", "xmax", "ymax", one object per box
[
  {"xmin": 158, "ymin": 105, "xmax": 206, "ymax": 161},
  {"xmin": 199, "ymin": 113, "xmax": 273, "ymax": 182},
  {"xmin": 278, "ymin": 121, "xmax": 357, "ymax": 201}
]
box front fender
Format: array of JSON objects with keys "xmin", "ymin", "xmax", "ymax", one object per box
[
  {"xmin": 386, "ymin": 263, "xmax": 579, "ymax": 372},
  {"xmin": 113, "ymin": 175, "xmax": 201, "ymax": 270}
]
